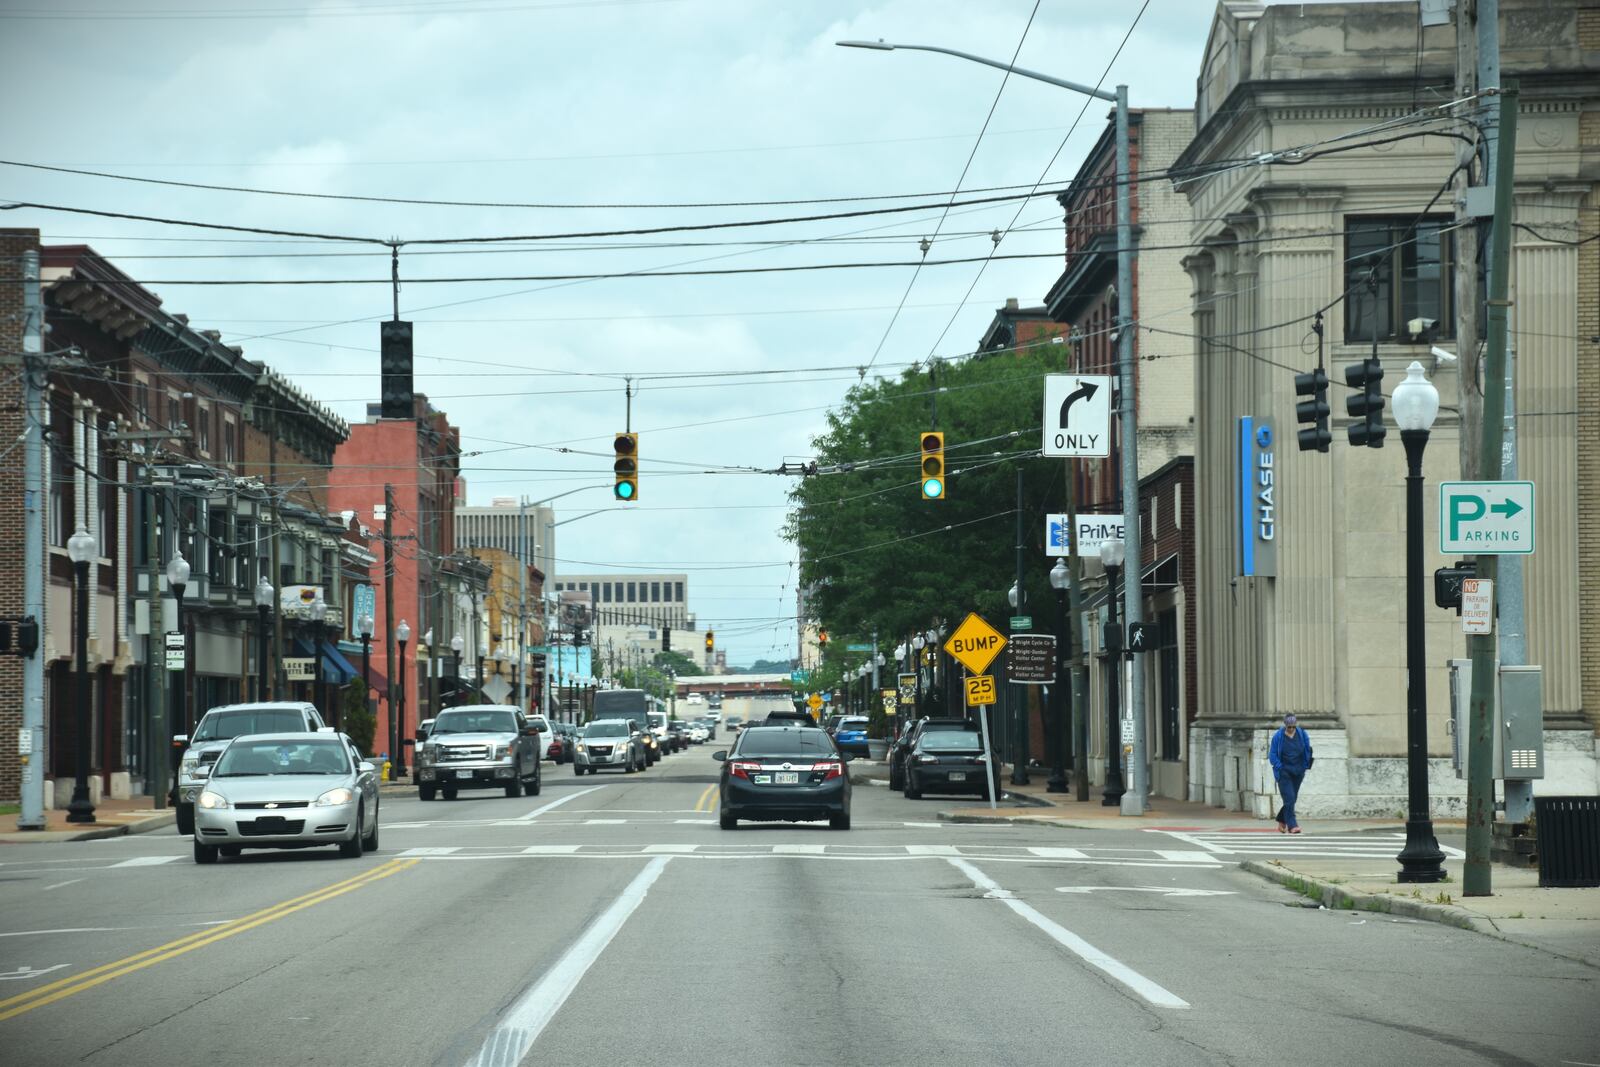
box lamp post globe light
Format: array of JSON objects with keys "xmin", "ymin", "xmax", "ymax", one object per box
[
  {"xmin": 310, "ymin": 594, "xmax": 329, "ymax": 727},
  {"xmin": 394, "ymin": 619, "xmax": 412, "ymax": 779},
  {"xmin": 65, "ymin": 527, "xmax": 98, "ymax": 824},
  {"xmin": 1047, "ymin": 558, "xmax": 1072, "ymax": 794},
  {"xmin": 1099, "ymin": 539, "xmax": 1126, "ymax": 806},
  {"xmin": 254, "ymin": 577, "xmax": 275, "ymax": 701},
  {"xmin": 450, "ymin": 633, "xmax": 465, "ymax": 708},
  {"xmin": 1393, "ymin": 361, "xmax": 1448, "ymax": 883},
  {"xmin": 165, "ymin": 552, "xmax": 192, "ymax": 813}
]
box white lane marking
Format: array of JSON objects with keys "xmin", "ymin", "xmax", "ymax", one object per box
[
  {"xmin": 947, "ymin": 858, "xmax": 1190, "ymax": 1010},
  {"xmin": 584, "ymin": 819, "xmax": 625, "ymax": 825},
  {"xmin": 464, "ymin": 857, "xmax": 671, "ymax": 1067},
  {"xmin": 1056, "ymin": 886, "xmax": 1235, "ymax": 898},
  {"xmin": 0, "ymin": 965, "xmax": 69, "ymax": 981},
  {"xmin": 772, "ymin": 844, "xmax": 825, "ymax": 855},
  {"xmin": 642, "ymin": 844, "xmax": 698, "ymax": 854},
  {"xmin": 0, "ymin": 920, "xmax": 234, "ymax": 940},
  {"xmin": 110, "ymin": 856, "xmax": 179, "ymax": 868},
  {"xmin": 522, "ymin": 845, "xmax": 581, "ymax": 855},
  {"xmin": 905, "ymin": 844, "xmax": 959, "ymax": 856},
  {"xmin": 903, "ymin": 822, "xmax": 945, "ymax": 828},
  {"xmin": 383, "ymin": 822, "xmax": 429, "ymax": 829},
  {"xmin": 515, "ymin": 785, "xmax": 606, "ymax": 821},
  {"xmin": 1153, "ymin": 850, "xmax": 1221, "ymax": 864},
  {"xmin": 673, "ymin": 819, "xmax": 716, "ymax": 825},
  {"xmin": 1028, "ymin": 847, "xmax": 1089, "ymax": 860},
  {"xmin": 40, "ymin": 879, "xmax": 85, "ymax": 891},
  {"xmin": 399, "ymin": 847, "xmax": 461, "ymax": 856}
]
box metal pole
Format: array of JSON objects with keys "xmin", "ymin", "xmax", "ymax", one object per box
[
  {"xmin": 256, "ymin": 604, "xmax": 270, "ymax": 701},
  {"xmin": 1465, "ymin": 82, "xmax": 1519, "ymax": 897},
  {"xmin": 66, "ymin": 558, "xmax": 96, "ymax": 823},
  {"xmin": 451, "ymin": 650, "xmax": 461, "ymax": 708},
  {"xmin": 396, "ymin": 642, "xmax": 408, "ymax": 777},
  {"xmin": 1047, "ymin": 579, "xmax": 1069, "ymax": 793},
  {"xmin": 169, "ymin": 583, "xmax": 187, "ymax": 810},
  {"xmin": 1102, "ymin": 564, "xmax": 1125, "ymax": 805},
  {"xmin": 1011, "ymin": 467, "xmax": 1029, "ymax": 785},
  {"xmin": 1113, "ymin": 83, "xmax": 1147, "ymax": 816},
  {"xmin": 382, "ymin": 485, "xmax": 399, "ymax": 776},
  {"xmin": 1398, "ymin": 430, "xmax": 1447, "ymax": 882},
  {"xmin": 18, "ymin": 249, "xmax": 46, "ymax": 829},
  {"xmin": 361, "ymin": 633, "xmax": 372, "ymax": 746}
]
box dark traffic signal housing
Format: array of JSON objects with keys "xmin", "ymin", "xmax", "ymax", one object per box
[
  {"xmin": 1344, "ymin": 357, "xmax": 1387, "ymax": 448},
  {"xmin": 920, "ymin": 431, "xmax": 945, "ymax": 500},
  {"xmin": 1293, "ymin": 368, "xmax": 1331, "ymax": 453},
  {"xmin": 614, "ymin": 432, "xmax": 639, "ymax": 500}
]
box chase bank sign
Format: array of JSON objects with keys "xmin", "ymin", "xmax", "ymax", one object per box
[{"xmin": 1237, "ymin": 416, "xmax": 1278, "ymax": 577}]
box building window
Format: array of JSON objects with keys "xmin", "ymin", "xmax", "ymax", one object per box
[
  {"xmin": 1344, "ymin": 217, "xmax": 1455, "ymax": 343},
  {"xmin": 223, "ymin": 418, "xmax": 236, "ymax": 465},
  {"xmin": 197, "ymin": 404, "xmax": 211, "ymax": 454},
  {"xmin": 602, "ymin": 582, "xmax": 612, "ymax": 602},
  {"xmin": 1156, "ymin": 610, "xmax": 1180, "ymax": 761},
  {"xmin": 674, "ymin": 581, "xmax": 684, "ymax": 602},
  {"xmin": 627, "ymin": 582, "xmax": 636, "ymax": 602},
  {"xmin": 651, "ymin": 581, "xmax": 661, "ymax": 603},
  {"xmin": 133, "ymin": 377, "xmax": 150, "ymax": 424},
  {"xmin": 208, "ymin": 506, "xmax": 229, "ymax": 587}
]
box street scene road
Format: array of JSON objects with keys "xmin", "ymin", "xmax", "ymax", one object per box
[{"xmin": 4, "ymin": 745, "xmax": 1595, "ymax": 1066}]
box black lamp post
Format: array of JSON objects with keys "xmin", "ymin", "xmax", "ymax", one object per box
[
  {"xmin": 310, "ymin": 593, "xmax": 329, "ymax": 727},
  {"xmin": 254, "ymin": 577, "xmax": 274, "ymax": 701},
  {"xmin": 912, "ymin": 633, "xmax": 925, "ymax": 713},
  {"xmin": 450, "ymin": 632, "xmax": 464, "ymax": 708},
  {"xmin": 166, "ymin": 552, "xmax": 191, "ymax": 813},
  {"xmin": 394, "ymin": 619, "xmax": 411, "ymax": 779},
  {"xmin": 65, "ymin": 527, "xmax": 98, "ymax": 824},
  {"xmin": 1099, "ymin": 539, "xmax": 1126, "ymax": 806},
  {"xmin": 1047, "ymin": 558, "xmax": 1071, "ymax": 793},
  {"xmin": 1393, "ymin": 361, "xmax": 1447, "ymax": 883},
  {"xmin": 1007, "ymin": 580, "xmax": 1029, "ymax": 786},
  {"xmin": 357, "ymin": 612, "xmax": 374, "ymax": 739}
]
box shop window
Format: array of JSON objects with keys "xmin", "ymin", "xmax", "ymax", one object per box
[{"xmin": 1344, "ymin": 217, "xmax": 1456, "ymax": 343}]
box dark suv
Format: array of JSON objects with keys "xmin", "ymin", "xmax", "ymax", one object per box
[{"xmin": 888, "ymin": 717, "xmax": 972, "ymax": 792}]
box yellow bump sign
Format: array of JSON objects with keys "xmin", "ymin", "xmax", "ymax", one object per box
[{"xmin": 944, "ymin": 612, "xmax": 1007, "ymax": 675}]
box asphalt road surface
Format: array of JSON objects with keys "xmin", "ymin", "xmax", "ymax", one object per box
[{"xmin": 2, "ymin": 745, "xmax": 1594, "ymax": 1066}]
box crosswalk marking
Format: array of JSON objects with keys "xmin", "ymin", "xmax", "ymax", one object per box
[
  {"xmin": 1154, "ymin": 831, "xmax": 1465, "ymax": 860},
  {"xmin": 522, "ymin": 845, "xmax": 581, "ymax": 855},
  {"xmin": 584, "ymin": 819, "xmax": 626, "ymax": 825},
  {"xmin": 1153, "ymin": 850, "xmax": 1222, "ymax": 864},
  {"xmin": 399, "ymin": 847, "xmax": 461, "ymax": 856},
  {"xmin": 643, "ymin": 844, "xmax": 698, "ymax": 854},
  {"xmin": 773, "ymin": 844, "xmax": 825, "ymax": 855},
  {"xmin": 1027, "ymin": 847, "xmax": 1089, "ymax": 859},
  {"xmin": 904, "ymin": 845, "xmax": 960, "ymax": 856}
]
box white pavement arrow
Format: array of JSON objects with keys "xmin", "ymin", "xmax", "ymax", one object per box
[{"xmin": 1055, "ymin": 886, "xmax": 1235, "ymax": 898}]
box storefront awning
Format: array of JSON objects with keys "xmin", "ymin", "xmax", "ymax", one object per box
[{"xmin": 1080, "ymin": 553, "xmax": 1180, "ymax": 610}]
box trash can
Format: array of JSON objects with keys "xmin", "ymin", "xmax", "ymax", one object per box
[{"xmin": 1534, "ymin": 796, "xmax": 1600, "ymax": 888}]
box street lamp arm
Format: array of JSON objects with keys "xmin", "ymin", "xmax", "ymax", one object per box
[{"xmin": 836, "ymin": 40, "xmax": 1116, "ymax": 101}]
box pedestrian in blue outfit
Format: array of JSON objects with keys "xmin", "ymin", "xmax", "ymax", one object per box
[{"xmin": 1269, "ymin": 713, "xmax": 1313, "ymax": 834}]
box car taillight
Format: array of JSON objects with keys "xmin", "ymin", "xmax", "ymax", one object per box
[
  {"xmin": 729, "ymin": 760, "xmax": 762, "ymax": 779},
  {"xmin": 814, "ymin": 761, "xmax": 843, "ymax": 781}
]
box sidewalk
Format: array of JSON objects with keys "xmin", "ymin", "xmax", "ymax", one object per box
[
  {"xmin": 0, "ymin": 796, "xmax": 176, "ymax": 843},
  {"xmin": 917, "ymin": 762, "xmax": 1600, "ymax": 969}
]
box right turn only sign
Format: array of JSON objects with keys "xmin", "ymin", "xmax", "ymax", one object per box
[{"xmin": 1042, "ymin": 374, "xmax": 1112, "ymax": 458}]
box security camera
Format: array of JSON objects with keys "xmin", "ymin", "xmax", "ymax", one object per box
[
  {"xmin": 1407, "ymin": 317, "xmax": 1437, "ymax": 339},
  {"xmin": 1430, "ymin": 346, "xmax": 1457, "ymax": 365}
]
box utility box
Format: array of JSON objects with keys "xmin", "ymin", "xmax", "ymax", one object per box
[
  {"xmin": 1498, "ymin": 665, "xmax": 1544, "ymax": 780},
  {"xmin": 1447, "ymin": 660, "xmax": 1543, "ymax": 780}
]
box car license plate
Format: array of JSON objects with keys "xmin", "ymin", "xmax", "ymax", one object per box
[
  {"xmin": 456, "ymin": 769, "xmax": 475, "ymax": 780},
  {"xmin": 256, "ymin": 815, "xmax": 285, "ymax": 828},
  {"xmin": 775, "ymin": 771, "xmax": 799, "ymax": 785},
  {"xmin": 948, "ymin": 772, "xmax": 966, "ymax": 782}
]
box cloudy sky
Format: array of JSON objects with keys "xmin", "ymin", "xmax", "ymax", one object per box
[{"xmin": 2, "ymin": 0, "xmax": 1228, "ymax": 665}]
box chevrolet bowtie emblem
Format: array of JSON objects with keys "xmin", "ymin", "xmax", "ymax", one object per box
[{"xmin": 265, "ymin": 802, "xmax": 278, "ymax": 809}]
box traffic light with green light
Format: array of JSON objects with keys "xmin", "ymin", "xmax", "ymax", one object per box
[
  {"xmin": 614, "ymin": 432, "xmax": 638, "ymax": 500},
  {"xmin": 920, "ymin": 432, "xmax": 945, "ymax": 500}
]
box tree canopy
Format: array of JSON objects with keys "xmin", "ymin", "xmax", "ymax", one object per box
[{"xmin": 785, "ymin": 347, "xmax": 1072, "ymax": 690}]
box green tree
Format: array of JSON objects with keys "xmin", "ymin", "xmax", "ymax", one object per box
[
  {"xmin": 342, "ymin": 684, "xmax": 377, "ymax": 757},
  {"xmin": 652, "ymin": 650, "xmax": 699, "ymax": 677},
  {"xmin": 785, "ymin": 349, "xmax": 1068, "ymax": 649}
]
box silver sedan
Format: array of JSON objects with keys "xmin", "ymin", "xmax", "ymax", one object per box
[{"xmin": 192, "ymin": 733, "xmax": 380, "ymax": 863}]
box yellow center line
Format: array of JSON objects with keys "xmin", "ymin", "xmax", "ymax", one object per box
[
  {"xmin": 0, "ymin": 858, "xmax": 417, "ymax": 1023},
  {"xmin": 696, "ymin": 784, "xmax": 717, "ymax": 812}
]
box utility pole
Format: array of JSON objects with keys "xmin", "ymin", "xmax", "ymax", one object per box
[
  {"xmin": 269, "ymin": 420, "xmax": 284, "ymax": 697},
  {"xmin": 382, "ymin": 484, "xmax": 398, "ymax": 772},
  {"xmin": 1067, "ymin": 456, "xmax": 1090, "ymax": 802},
  {"xmin": 518, "ymin": 497, "xmax": 529, "ymax": 713},
  {"xmin": 1465, "ymin": 81, "xmax": 1519, "ymax": 898},
  {"xmin": 1010, "ymin": 467, "xmax": 1029, "ymax": 785},
  {"xmin": 18, "ymin": 249, "xmax": 45, "ymax": 830}
]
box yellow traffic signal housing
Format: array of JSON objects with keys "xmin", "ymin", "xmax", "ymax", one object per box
[
  {"xmin": 920, "ymin": 431, "xmax": 945, "ymax": 500},
  {"xmin": 614, "ymin": 432, "xmax": 638, "ymax": 501},
  {"xmin": 704, "ymin": 631, "xmax": 715, "ymax": 652}
]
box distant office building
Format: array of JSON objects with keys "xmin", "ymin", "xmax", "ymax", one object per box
[
  {"xmin": 553, "ymin": 572, "xmax": 690, "ymax": 631},
  {"xmin": 454, "ymin": 496, "xmax": 555, "ymax": 579}
]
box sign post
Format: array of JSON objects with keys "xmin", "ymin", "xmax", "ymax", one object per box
[{"xmin": 946, "ymin": 614, "xmax": 1007, "ymax": 812}]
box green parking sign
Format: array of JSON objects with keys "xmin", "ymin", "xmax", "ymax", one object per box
[{"xmin": 1438, "ymin": 481, "xmax": 1534, "ymax": 555}]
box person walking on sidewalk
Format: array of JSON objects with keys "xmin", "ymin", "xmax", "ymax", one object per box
[{"xmin": 1269, "ymin": 714, "xmax": 1313, "ymax": 834}]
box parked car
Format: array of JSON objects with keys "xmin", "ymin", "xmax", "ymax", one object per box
[
  {"xmin": 175, "ymin": 702, "xmax": 328, "ymax": 836},
  {"xmin": 574, "ymin": 718, "xmax": 648, "ymax": 774},
  {"xmin": 902, "ymin": 725, "xmax": 999, "ymax": 800},
  {"xmin": 192, "ymin": 733, "xmax": 378, "ymax": 863},
  {"xmin": 413, "ymin": 706, "xmax": 542, "ymax": 800},
  {"xmin": 888, "ymin": 717, "xmax": 973, "ymax": 792},
  {"xmin": 832, "ymin": 716, "xmax": 870, "ymax": 757},
  {"xmin": 823, "ymin": 713, "xmax": 845, "ymax": 736},
  {"xmin": 715, "ymin": 726, "xmax": 851, "ymax": 830},
  {"xmin": 526, "ymin": 713, "xmax": 555, "ymax": 761},
  {"xmin": 417, "ymin": 718, "xmax": 437, "ymax": 742},
  {"xmin": 549, "ymin": 722, "xmax": 579, "ymax": 764}
]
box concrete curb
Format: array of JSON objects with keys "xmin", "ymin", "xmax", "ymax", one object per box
[
  {"xmin": 1240, "ymin": 859, "xmax": 1495, "ymax": 935},
  {"xmin": 0, "ymin": 810, "xmax": 177, "ymax": 843},
  {"xmin": 937, "ymin": 813, "xmax": 1107, "ymax": 829}
]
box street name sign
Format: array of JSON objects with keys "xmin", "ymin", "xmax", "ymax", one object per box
[
  {"xmin": 1462, "ymin": 578, "xmax": 1494, "ymax": 635},
  {"xmin": 1005, "ymin": 634, "xmax": 1056, "ymax": 683},
  {"xmin": 1439, "ymin": 481, "xmax": 1534, "ymax": 555},
  {"xmin": 1045, "ymin": 513, "xmax": 1125, "ymax": 558},
  {"xmin": 846, "ymin": 643, "xmax": 873, "ymax": 653},
  {"xmin": 964, "ymin": 674, "xmax": 997, "ymax": 706},
  {"xmin": 1042, "ymin": 374, "xmax": 1112, "ymax": 458},
  {"xmin": 1009, "ymin": 615, "xmax": 1032, "ymax": 631},
  {"xmin": 944, "ymin": 613, "xmax": 1007, "ymax": 675}
]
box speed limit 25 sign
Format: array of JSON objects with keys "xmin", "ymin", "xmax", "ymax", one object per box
[{"xmin": 964, "ymin": 674, "xmax": 997, "ymax": 706}]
